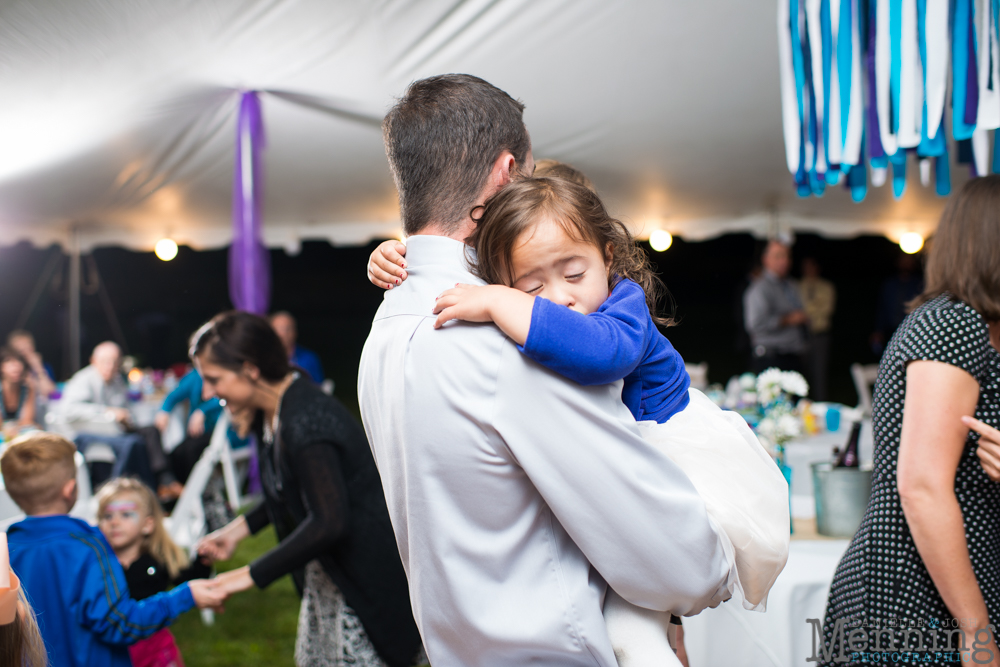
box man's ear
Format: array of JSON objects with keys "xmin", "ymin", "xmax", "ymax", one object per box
[{"xmin": 487, "ymin": 151, "xmax": 517, "ymax": 195}]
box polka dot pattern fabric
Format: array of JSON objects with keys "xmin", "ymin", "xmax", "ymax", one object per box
[{"xmin": 819, "ymin": 295, "xmax": 1000, "ymax": 666}]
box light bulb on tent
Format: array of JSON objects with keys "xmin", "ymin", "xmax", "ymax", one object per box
[
  {"xmin": 155, "ymin": 238, "xmax": 178, "ymax": 261},
  {"xmin": 649, "ymin": 229, "xmax": 673, "ymax": 252},
  {"xmin": 899, "ymin": 232, "xmax": 924, "ymax": 254}
]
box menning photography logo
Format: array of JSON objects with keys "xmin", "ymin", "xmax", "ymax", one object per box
[{"xmin": 806, "ymin": 617, "xmax": 998, "ymax": 664}]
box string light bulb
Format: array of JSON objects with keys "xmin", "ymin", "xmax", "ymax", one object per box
[
  {"xmin": 154, "ymin": 238, "xmax": 178, "ymax": 261},
  {"xmin": 649, "ymin": 229, "xmax": 673, "ymax": 252},
  {"xmin": 899, "ymin": 232, "xmax": 924, "ymax": 254}
]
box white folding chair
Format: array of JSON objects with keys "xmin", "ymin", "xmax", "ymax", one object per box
[
  {"xmin": 850, "ymin": 363, "xmax": 880, "ymax": 416},
  {"xmin": 163, "ymin": 424, "xmax": 222, "ymax": 552},
  {"xmin": 164, "ymin": 413, "xmax": 239, "ymax": 628},
  {"xmin": 219, "ymin": 430, "xmax": 253, "ymax": 511},
  {"xmin": 161, "ymin": 403, "xmax": 188, "ymax": 455}
]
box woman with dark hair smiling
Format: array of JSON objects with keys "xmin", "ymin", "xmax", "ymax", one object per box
[
  {"xmin": 192, "ymin": 311, "xmax": 422, "ymax": 667},
  {"xmin": 819, "ymin": 176, "xmax": 1000, "ymax": 666}
]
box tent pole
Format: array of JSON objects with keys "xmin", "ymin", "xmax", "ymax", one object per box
[
  {"xmin": 86, "ymin": 255, "xmax": 129, "ymax": 354},
  {"xmin": 68, "ymin": 225, "xmax": 82, "ymax": 374},
  {"xmin": 14, "ymin": 249, "xmax": 64, "ymax": 331}
]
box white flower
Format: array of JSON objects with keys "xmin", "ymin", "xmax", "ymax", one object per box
[
  {"xmin": 779, "ymin": 371, "xmax": 810, "ymax": 397},
  {"xmin": 757, "ymin": 417, "xmax": 777, "ymax": 442},
  {"xmin": 739, "ymin": 373, "xmax": 757, "ymax": 390},
  {"xmin": 756, "ymin": 368, "xmax": 784, "ymax": 405},
  {"xmin": 777, "ymin": 413, "xmax": 802, "ymax": 439}
]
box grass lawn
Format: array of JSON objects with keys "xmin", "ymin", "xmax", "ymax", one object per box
[{"xmin": 172, "ymin": 526, "xmax": 299, "ymax": 666}]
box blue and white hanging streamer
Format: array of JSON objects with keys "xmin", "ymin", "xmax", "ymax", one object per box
[{"xmin": 778, "ymin": 0, "xmax": 1000, "ymax": 200}]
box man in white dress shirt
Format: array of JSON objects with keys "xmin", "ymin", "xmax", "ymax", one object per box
[{"xmin": 358, "ymin": 74, "xmax": 734, "ymax": 667}]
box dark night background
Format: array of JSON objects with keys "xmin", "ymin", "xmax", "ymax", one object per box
[{"xmin": 0, "ymin": 234, "xmax": 914, "ymax": 415}]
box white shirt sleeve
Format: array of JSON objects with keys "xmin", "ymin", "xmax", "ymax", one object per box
[{"xmin": 492, "ymin": 341, "xmax": 734, "ymax": 617}]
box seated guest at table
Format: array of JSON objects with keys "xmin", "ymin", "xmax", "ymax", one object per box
[
  {"xmin": 153, "ymin": 368, "xmax": 222, "ymax": 485},
  {"xmin": 743, "ymin": 239, "xmax": 807, "ymax": 373},
  {"xmin": 6, "ymin": 330, "xmax": 56, "ymax": 399},
  {"xmin": 268, "ymin": 311, "xmax": 324, "ymax": 384},
  {"xmin": 60, "ymin": 342, "xmax": 177, "ymax": 497},
  {"xmin": 819, "ymin": 176, "xmax": 1000, "ymax": 663},
  {"xmin": 1, "ymin": 348, "xmax": 37, "ymax": 435}
]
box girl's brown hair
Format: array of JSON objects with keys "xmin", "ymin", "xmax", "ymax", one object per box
[
  {"xmin": 910, "ymin": 175, "xmax": 1000, "ymax": 320},
  {"xmin": 467, "ymin": 177, "xmax": 675, "ymax": 326},
  {"xmin": 96, "ymin": 478, "xmax": 189, "ymax": 578},
  {"xmin": 0, "ymin": 586, "xmax": 47, "ymax": 667}
]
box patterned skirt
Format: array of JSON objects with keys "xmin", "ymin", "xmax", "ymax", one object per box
[{"xmin": 295, "ymin": 561, "xmax": 389, "ymax": 667}]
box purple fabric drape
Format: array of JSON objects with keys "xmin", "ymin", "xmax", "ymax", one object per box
[{"xmin": 228, "ymin": 91, "xmax": 271, "ymax": 315}]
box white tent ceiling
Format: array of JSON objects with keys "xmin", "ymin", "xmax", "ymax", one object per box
[{"xmin": 0, "ymin": 0, "xmax": 955, "ymax": 253}]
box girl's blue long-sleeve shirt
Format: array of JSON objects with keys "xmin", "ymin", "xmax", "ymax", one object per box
[
  {"xmin": 520, "ymin": 278, "xmax": 690, "ymax": 424},
  {"xmin": 160, "ymin": 370, "xmax": 222, "ymax": 433}
]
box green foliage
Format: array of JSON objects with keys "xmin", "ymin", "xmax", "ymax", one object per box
[{"xmin": 172, "ymin": 527, "xmax": 299, "ymax": 666}]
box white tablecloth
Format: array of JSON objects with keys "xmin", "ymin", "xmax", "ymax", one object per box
[
  {"xmin": 784, "ymin": 422, "xmax": 873, "ymax": 518},
  {"xmin": 684, "ymin": 539, "xmax": 850, "ymax": 667}
]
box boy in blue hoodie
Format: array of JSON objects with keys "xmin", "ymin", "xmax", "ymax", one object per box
[{"xmin": 1, "ymin": 432, "xmax": 226, "ymax": 666}]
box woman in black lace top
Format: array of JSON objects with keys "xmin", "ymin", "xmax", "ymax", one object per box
[{"xmin": 193, "ymin": 311, "xmax": 422, "ymax": 667}]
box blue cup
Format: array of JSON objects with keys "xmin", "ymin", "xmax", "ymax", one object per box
[{"xmin": 826, "ymin": 406, "xmax": 841, "ymax": 432}]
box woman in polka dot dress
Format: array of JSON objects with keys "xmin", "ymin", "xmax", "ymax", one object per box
[{"xmin": 819, "ymin": 177, "xmax": 1000, "ymax": 667}]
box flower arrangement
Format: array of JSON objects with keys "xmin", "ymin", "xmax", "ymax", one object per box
[{"xmin": 754, "ymin": 368, "xmax": 810, "ymax": 465}]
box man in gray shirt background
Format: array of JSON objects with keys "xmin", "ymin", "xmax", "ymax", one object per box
[
  {"xmin": 61, "ymin": 341, "xmax": 175, "ymax": 493},
  {"xmin": 743, "ymin": 239, "xmax": 808, "ymax": 373}
]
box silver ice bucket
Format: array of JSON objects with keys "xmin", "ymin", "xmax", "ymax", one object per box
[{"xmin": 811, "ymin": 462, "xmax": 873, "ymax": 538}]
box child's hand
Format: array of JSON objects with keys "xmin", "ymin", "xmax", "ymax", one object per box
[
  {"xmin": 367, "ymin": 240, "xmax": 407, "ymax": 289},
  {"xmin": 432, "ymin": 284, "xmax": 499, "ymax": 328},
  {"xmin": 188, "ymin": 578, "xmax": 228, "ymax": 612},
  {"xmin": 432, "ymin": 284, "xmax": 535, "ymax": 344}
]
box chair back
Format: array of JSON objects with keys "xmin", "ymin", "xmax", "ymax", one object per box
[{"xmin": 850, "ymin": 363, "xmax": 880, "ymax": 416}]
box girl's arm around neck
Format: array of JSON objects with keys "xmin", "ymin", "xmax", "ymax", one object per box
[
  {"xmin": 433, "ymin": 284, "xmax": 535, "ymax": 345},
  {"xmin": 522, "ymin": 281, "xmax": 652, "ymax": 385}
]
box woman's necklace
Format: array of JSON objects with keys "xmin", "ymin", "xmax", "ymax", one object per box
[{"xmin": 263, "ymin": 373, "xmax": 296, "ymax": 446}]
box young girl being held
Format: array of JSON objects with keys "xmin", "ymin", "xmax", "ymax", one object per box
[
  {"xmin": 370, "ymin": 175, "xmax": 790, "ymax": 665},
  {"xmin": 97, "ymin": 478, "xmax": 211, "ymax": 667}
]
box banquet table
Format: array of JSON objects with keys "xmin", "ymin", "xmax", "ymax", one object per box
[{"xmin": 684, "ymin": 536, "xmax": 850, "ymax": 667}]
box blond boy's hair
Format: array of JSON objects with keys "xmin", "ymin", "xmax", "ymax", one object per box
[{"xmin": 0, "ymin": 432, "xmax": 76, "ymax": 515}]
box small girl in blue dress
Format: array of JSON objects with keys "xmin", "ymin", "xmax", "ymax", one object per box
[{"xmin": 371, "ymin": 173, "xmax": 789, "ymax": 665}]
